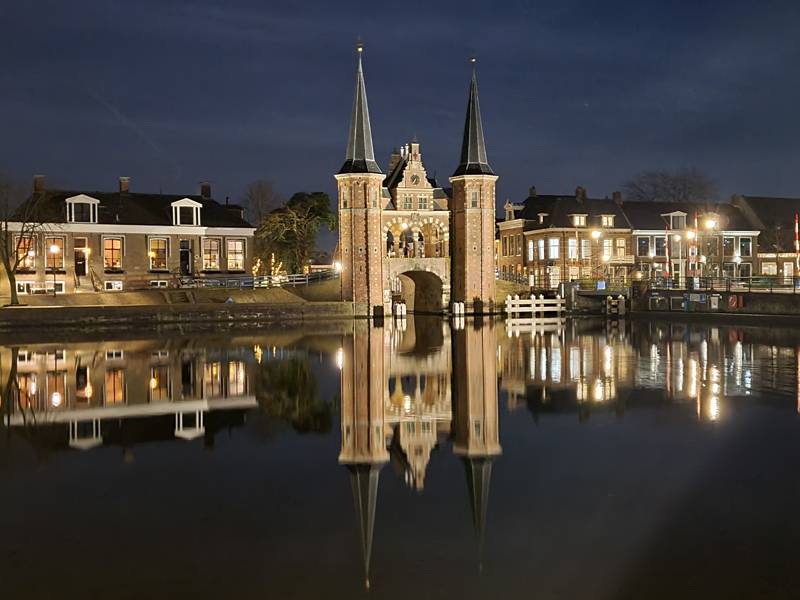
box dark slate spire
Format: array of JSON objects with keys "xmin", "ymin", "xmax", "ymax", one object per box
[
  {"xmin": 463, "ymin": 456, "xmax": 495, "ymax": 554},
  {"xmin": 348, "ymin": 464, "xmax": 382, "ymax": 590},
  {"xmin": 339, "ymin": 43, "xmax": 382, "ymax": 175},
  {"xmin": 453, "ymin": 58, "xmax": 494, "ymax": 177}
]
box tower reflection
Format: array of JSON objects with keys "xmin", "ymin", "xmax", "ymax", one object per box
[{"xmin": 338, "ymin": 315, "xmax": 501, "ymax": 587}]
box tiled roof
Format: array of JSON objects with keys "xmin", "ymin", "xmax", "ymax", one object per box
[
  {"xmin": 14, "ymin": 190, "xmax": 253, "ymax": 228},
  {"xmin": 622, "ymin": 200, "xmax": 753, "ymax": 231},
  {"xmin": 517, "ymin": 193, "xmax": 629, "ymax": 230}
]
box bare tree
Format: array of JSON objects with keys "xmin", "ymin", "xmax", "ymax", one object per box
[
  {"xmin": 0, "ymin": 176, "xmax": 49, "ymax": 306},
  {"xmin": 242, "ymin": 180, "xmax": 282, "ymax": 226},
  {"xmin": 622, "ymin": 168, "xmax": 717, "ymax": 203}
]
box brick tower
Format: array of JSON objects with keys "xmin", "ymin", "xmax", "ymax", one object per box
[
  {"xmin": 335, "ymin": 44, "xmax": 387, "ymax": 317},
  {"xmin": 450, "ymin": 60, "xmax": 498, "ymax": 313}
]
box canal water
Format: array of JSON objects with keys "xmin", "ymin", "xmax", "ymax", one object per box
[{"xmin": 1, "ymin": 316, "xmax": 800, "ymax": 599}]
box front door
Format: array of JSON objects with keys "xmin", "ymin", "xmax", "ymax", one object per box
[
  {"xmin": 180, "ymin": 240, "xmax": 192, "ymax": 276},
  {"xmin": 74, "ymin": 238, "xmax": 87, "ymax": 277}
]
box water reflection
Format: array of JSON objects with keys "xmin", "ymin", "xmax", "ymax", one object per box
[
  {"xmin": 338, "ymin": 316, "xmax": 500, "ymax": 587},
  {"xmin": 3, "ymin": 318, "xmax": 800, "ymax": 595}
]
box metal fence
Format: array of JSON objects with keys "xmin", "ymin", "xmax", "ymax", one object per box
[
  {"xmin": 177, "ymin": 269, "xmax": 339, "ymax": 290},
  {"xmin": 649, "ymin": 276, "xmax": 800, "ymax": 294}
]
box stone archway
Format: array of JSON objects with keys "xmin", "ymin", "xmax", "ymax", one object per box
[{"xmin": 396, "ymin": 270, "xmax": 444, "ymax": 313}]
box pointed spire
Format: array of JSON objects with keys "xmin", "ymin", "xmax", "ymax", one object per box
[
  {"xmin": 453, "ymin": 57, "xmax": 494, "ymax": 177},
  {"xmin": 348, "ymin": 464, "xmax": 382, "ymax": 589},
  {"xmin": 463, "ymin": 456, "xmax": 494, "ymax": 561},
  {"xmin": 339, "ymin": 42, "xmax": 383, "ymax": 175}
]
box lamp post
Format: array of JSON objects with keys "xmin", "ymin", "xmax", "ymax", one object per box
[
  {"xmin": 591, "ymin": 230, "xmax": 601, "ymax": 281},
  {"xmin": 49, "ymin": 243, "xmax": 60, "ymax": 297}
]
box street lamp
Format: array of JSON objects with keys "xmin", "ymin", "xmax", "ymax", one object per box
[{"xmin": 49, "ymin": 243, "xmax": 60, "ymax": 297}]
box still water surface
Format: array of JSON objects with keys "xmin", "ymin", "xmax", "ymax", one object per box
[{"xmin": 2, "ymin": 317, "xmax": 800, "ymax": 599}]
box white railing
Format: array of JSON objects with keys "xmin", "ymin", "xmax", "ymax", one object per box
[{"xmin": 505, "ymin": 294, "xmax": 566, "ymax": 326}]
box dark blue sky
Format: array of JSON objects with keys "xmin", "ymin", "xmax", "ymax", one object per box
[{"xmin": 2, "ymin": 0, "xmax": 800, "ymax": 210}]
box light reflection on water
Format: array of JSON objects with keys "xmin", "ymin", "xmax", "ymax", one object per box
[{"xmin": 2, "ymin": 317, "xmax": 800, "ymax": 598}]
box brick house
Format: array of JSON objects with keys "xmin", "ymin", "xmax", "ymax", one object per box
[
  {"xmin": 623, "ymin": 200, "xmax": 758, "ymax": 284},
  {"xmin": 732, "ymin": 194, "xmax": 800, "ymax": 283},
  {"xmin": 6, "ymin": 176, "xmax": 255, "ymax": 296},
  {"xmin": 504, "ymin": 187, "xmax": 632, "ymax": 289}
]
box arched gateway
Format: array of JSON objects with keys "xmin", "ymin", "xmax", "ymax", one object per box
[{"xmin": 336, "ymin": 46, "xmax": 498, "ymax": 316}]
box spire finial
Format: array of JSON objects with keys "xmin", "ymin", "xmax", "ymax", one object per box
[{"xmin": 357, "ymin": 37, "xmax": 364, "ymax": 55}]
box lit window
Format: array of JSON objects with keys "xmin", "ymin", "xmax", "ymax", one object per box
[
  {"xmin": 517, "ymin": 234, "xmax": 522, "ymax": 256},
  {"xmin": 15, "ymin": 236, "xmax": 35, "ymax": 271},
  {"xmin": 229, "ymin": 361, "xmax": 246, "ymax": 396},
  {"xmin": 581, "ymin": 239, "xmax": 591, "ymax": 259},
  {"xmin": 572, "ymin": 215, "xmax": 586, "ymax": 227},
  {"xmin": 568, "ymin": 238, "xmax": 578, "ymax": 259},
  {"xmin": 103, "ymin": 237, "xmax": 123, "ymax": 270},
  {"xmin": 149, "ymin": 238, "xmax": 168, "ymax": 270},
  {"xmin": 616, "ymin": 238, "xmax": 626, "ymax": 257},
  {"xmin": 149, "ymin": 365, "xmax": 170, "ymax": 402},
  {"xmin": 548, "ymin": 238, "xmax": 559, "ymax": 259},
  {"xmin": 527, "ymin": 240, "xmax": 534, "ymax": 262},
  {"xmin": 204, "ymin": 362, "xmax": 222, "ymax": 397},
  {"xmin": 603, "ymin": 239, "xmax": 612, "ymax": 256},
  {"xmin": 601, "ymin": 215, "xmax": 615, "ymax": 227},
  {"xmin": 45, "ymin": 237, "xmax": 64, "ymax": 270},
  {"xmin": 227, "ymin": 239, "xmax": 245, "ymax": 271},
  {"xmin": 203, "ymin": 238, "xmax": 221, "ymax": 270},
  {"xmin": 104, "ymin": 368, "xmax": 125, "ymax": 405},
  {"xmin": 538, "ymin": 239, "xmax": 545, "ymax": 260}
]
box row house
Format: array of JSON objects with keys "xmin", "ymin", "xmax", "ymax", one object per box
[
  {"xmin": 733, "ymin": 195, "xmax": 800, "ymax": 283},
  {"xmin": 500, "ymin": 187, "xmax": 632, "ymax": 288},
  {"xmin": 7, "ymin": 176, "xmax": 255, "ymax": 295},
  {"xmin": 624, "ymin": 201, "xmax": 758, "ymax": 284}
]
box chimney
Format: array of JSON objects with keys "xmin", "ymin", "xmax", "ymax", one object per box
[
  {"xmin": 575, "ymin": 186, "xmax": 587, "ymax": 202},
  {"xmin": 119, "ymin": 176, "xmax": 130, "ymax": 193},
  {"xmin": 612, "ymin": 190, "xmax": 622, "ymax": 205},
  {"xmin": 200, "ymin": 181, "xmax": 212, "ymax": 199},
  {"xmin": 33, "ymin": 174, "xmax": 46, "ymax": 194},
  {"xmin": 528, "ymin": 186, "xmax": 537, "ymax": 198}
]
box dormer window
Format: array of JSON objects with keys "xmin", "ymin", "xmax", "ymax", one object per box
[
  {"xmin": 669, "ymin": 214, "xmax": 687, "ymax": 229},
  {"xmin": 171, "ymin": 198, "xmax": 202, "ymax": 226},
  {"xmin": 538, "ymin": 213, "xmax": 548, "ymax": 224},
  {"xmin": 601, "ymin": 215, "xmax": 615, "ymax": 227},
  {"xmin": 65, "ymin": 194, "xmax": 99, "ymax": 224},
  {"xmin": 572, "ymin": 214, "xmax": 587, "ymax": 227}
]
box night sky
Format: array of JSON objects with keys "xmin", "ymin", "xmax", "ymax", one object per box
[{"xmin": 3, "ymin": 0, "xmax": 800, "ymax": 243}]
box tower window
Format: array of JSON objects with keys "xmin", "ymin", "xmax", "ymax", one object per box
[{"xmin": 470, "ymin": 191, "xmax": 478, "ymax": 208}]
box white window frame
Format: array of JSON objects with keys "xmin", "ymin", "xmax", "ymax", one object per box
[
  {"xmin": 65, "ymin": 194, "xmax": 99, "ymax": 224},
  {"xmin": 527, "ymin": 240, "xmax": 534, "ymax": 262},
  {"xmin": 102, "ymin": 236, "xmax": 124, "ymax": 271},
  {"xmin": 148, "ymin": 237, "xmax": 169, "ymax": 271},
  {"xmin": 601, "ymin": 215, "xmax": 615, "ymax": 227},
  {"xmin": 202, "ymin": 237, "xmax": 222, "ymax": 271},
  {"xmin": 567, "ymin": 238, "xmax": 578, "ymax": 259},
  {"xmin": 226, "ymin": 238, "xmax": 246, "ymax": 271},
  {"xmin": 548, "ymin": 238, "xmax": 559, "ymax": 260},
  {"xmin": 571, "ymin": 214, "xmax": 587, "ymax": 227},
  {"xmin": 171, "ymin": 198, "xmax": 202, "ymax": 226}
]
